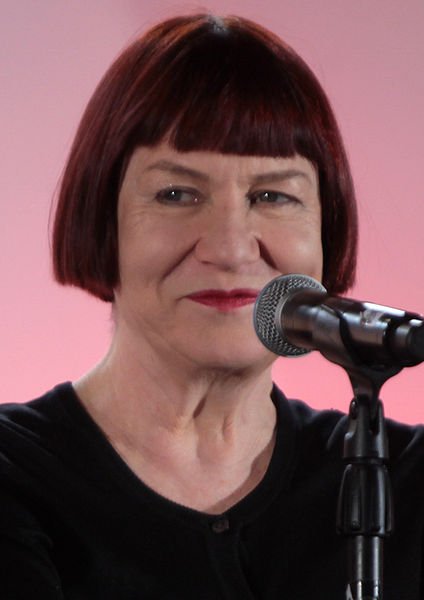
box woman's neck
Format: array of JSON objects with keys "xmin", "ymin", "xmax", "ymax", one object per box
[
  {"xmin": 75, "ymin": 350, "xmax": 276, "ymax": 514},
  {"xmin": 76, "ymin": 323, "xmax": 275, "ymax": 438},
  {"xmin": 76, "ymin": 348, "xmax": 275, "ymax": 447},
  {"xmin": 73, "ymin": 332, "xmax": 277, "ymax": 512}
]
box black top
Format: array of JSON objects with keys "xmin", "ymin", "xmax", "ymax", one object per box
[{"xmin": 0, "ymin": 382, "xmax": 423, "ymax": 599}]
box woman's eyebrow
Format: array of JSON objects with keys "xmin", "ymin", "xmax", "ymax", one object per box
[
  {"xmin": 145, "ymin": 160, "xmax": 209, "ymax": 183},
  {"xmin": 145, "ymin": 161, "xmax": 313, "ymax": 186},
  {"xmin": 249, "ymin": 169, "xmax": 313, "ymax": 186}
]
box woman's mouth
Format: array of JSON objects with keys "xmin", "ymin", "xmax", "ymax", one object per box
[{"xmin": 186, "ymin": 289, "xmax": 259, "ymax": 312}]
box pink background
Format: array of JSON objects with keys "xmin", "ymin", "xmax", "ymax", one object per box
[{"xmin": 1, "ymin": 1, "xmax": 423, "ymax": 422}]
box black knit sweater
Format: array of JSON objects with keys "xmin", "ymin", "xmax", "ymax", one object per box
[{"xmin": 0, "ymin": 383, "xmax": 423, "ymax": 599}]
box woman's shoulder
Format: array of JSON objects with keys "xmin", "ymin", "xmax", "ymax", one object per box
[
  {"xmin": 272, "ymin": 384, "xmax": 424, "ymax": 464},
  {"xmin": 0, "ymin": 382, "xmax": 115, "ymax": 509},
  {"xmin": 0, "ymin": 382, "xmax": 76, "ymax": 437},
  {"xmin": 272, "ymin": 384, "xmax": 347, "ymax": 445},
  {"xmin": 0, "ymin": 382, "xmax": 90, "ymax": 476}
]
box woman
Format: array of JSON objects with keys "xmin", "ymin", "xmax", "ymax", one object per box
[{"xmin": 1, "ymin": 14, "xmax": 423, "ymax": 599}]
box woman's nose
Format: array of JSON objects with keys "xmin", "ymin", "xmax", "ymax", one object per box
[{"xmin": 194, "ymin": 204, "xmax": 261, "ymax": 270}]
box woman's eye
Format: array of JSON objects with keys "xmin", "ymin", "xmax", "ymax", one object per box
[
  {"xmin": 156, "ymin": 187, "xmax": 201, "ymax": 205},
  {"xmin": 250, "ymin": 190, "xmax": 299, "ymax": 205}
]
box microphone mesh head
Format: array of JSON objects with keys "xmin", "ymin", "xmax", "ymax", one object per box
[{"xmin": 253, "ymin": 273, "xmax": 326, "ymax": 356}]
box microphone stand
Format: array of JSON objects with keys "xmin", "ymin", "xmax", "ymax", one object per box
[
  {"xmin": 336, "ymin": 364, "xmax": 398, "ymax": 600},
  {"xmin": 306, "ymin": 303, "xmax": 403, "ymax": 598},
  {"xmin": 254, "ymin": 275, "xmax": 421, "ymax": 597}
]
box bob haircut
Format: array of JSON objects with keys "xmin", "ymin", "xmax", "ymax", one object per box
[{"xmin": 52, "ymin": 14, "xmax": 357, "ymax": 302}]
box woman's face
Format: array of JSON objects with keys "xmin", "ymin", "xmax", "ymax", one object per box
[{"xmin": 114, "ymin": 142, "xmax": 323, "ymax": 371}]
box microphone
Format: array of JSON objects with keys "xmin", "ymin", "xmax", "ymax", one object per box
[{"xmin": 253, "ymin": 274, "xmax": 424, "ymax": 369}]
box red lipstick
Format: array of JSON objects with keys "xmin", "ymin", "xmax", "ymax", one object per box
[{"xmin": 186, "ymin": 289, "xmax": 259, "ymax": 312}]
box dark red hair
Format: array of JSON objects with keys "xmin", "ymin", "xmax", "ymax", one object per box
[{"xmin": 52, "ymin": 14, "xmax": 358, "ymax": 301}]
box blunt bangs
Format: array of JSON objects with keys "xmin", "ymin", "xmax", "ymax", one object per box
[
  {"xmin": 125, "ymin": 17, "xmax": 329, "ymax": 161},
  {"xmin": 52, "ymin": 14, "xmax": 357, "ymax": 301}
]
